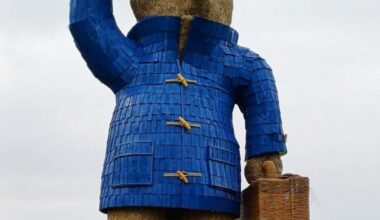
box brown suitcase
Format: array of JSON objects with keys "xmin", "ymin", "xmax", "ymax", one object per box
[{"xmin": 242, "ymin": 162, "xmax": 310, "ymax": 220}]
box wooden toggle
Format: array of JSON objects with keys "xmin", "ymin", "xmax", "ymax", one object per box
[
  {"xmin": 177, "ymin": 171, "xmax": 189, "ymax": 184},
  {"xmin": 164, "ymin": 171, "xmax": 202, "ymax": 184},
  {"xmin": 177, "ymin": 73, "xmax": 189, "ymax": 87},
  {"xmin": 178, "ymin": 116, "xmax": 191, "ymax": 130},
  {"xmin": 166, "ymin": 117, "xmax": 201, "ymax": 130},
  {"xmin": 165, "ymin": 73, "xmax": 197, "ymax": 87}
]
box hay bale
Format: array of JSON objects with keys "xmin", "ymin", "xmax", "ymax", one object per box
[{"xmin": 108, "ymin": 207, "xmax": 166, "ymax": 220}]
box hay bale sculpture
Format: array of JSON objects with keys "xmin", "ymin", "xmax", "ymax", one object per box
[{"xmin": 69, "ymin": 0, "xmax": 308, "ymax": 219}]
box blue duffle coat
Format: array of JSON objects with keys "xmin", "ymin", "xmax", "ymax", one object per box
[{"xmin": 69, "ymin": 0, "xmax": 287, "ymax": 217}]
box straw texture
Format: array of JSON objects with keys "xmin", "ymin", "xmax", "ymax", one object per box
[
  {"xmin": 108, "ymin": 208, "xmax": 235, "ymax": 220},
  {"xmin": 245, "ymin": 153, "xmax": 283, "ymax": 184},
  {"xmin": 179, "ymin": 15, "xmax": 193, "ymax": 59},
  {"xmin": 193, "ymin": 0, "xmax": 233, "ymax": 26},
  {"xmin": 131, "ymin": 0, "xmax": 233, "ymax": 25},
  {"xmin": 242, "ymin": 162, "xmax": 309, "ymax": 220},
  {"xmin": 131, "ymin": 0, "xmax": 193, "ymax": 20},
  {"xmin": 181, "ymin": 210, "xmax": 235, "ymax": 220},
  {"xmin": 108, "ymin": 208, "xmax": 166, "ymax": 220}
]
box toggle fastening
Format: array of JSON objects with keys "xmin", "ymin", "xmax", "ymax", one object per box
[
  {"xmin": 177, "ymin": 73, "xmax": 189, "ymax": 87},
  {"xmin": 166, "ymin": 117, "xmax": 201, "ymax": 130},
  {"xmin": 165, "ymin": 73, "xmax": 197, "ymax": 87},
  {"xmin": 178, "ymin": 116, "xmax": 191, "ymax": 130},
  {"xmin": 164, "ymin": 171, "xmax": 202, "ymax": 184},
  {"xmin": 284, "ymin": 134, "xmax": 288, "ymax": 143}
]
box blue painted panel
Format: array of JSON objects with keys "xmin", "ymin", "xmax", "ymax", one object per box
[
  {"xmin": 208, "ymin": 146, "xmax": 239, "ymax": 192},
  {"xmin": 112, "ymin": 142, "xmax": 154, "ymax": 187}
]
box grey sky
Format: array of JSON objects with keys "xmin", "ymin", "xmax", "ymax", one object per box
[{"xmin": 1, "ymin": 0, "xmax": 379, "ymax": 219}]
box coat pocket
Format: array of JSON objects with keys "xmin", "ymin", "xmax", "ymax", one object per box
[
  {"xmin": 208, "ymin": 146, "xmax": 240, "ymax": 192},
  {"xmin": 111, "ymin": 142, "xmax": 154, "ymax": 188}
]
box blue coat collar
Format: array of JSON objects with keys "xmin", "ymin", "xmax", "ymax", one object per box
[{"xmin": 127, "ymin": 16, "xmax": 239, "ymax": 51}]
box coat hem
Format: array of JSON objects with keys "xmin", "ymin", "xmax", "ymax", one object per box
[{"xmin": 99, "ymin": 196, "xmax": 240, "ymax": 217}]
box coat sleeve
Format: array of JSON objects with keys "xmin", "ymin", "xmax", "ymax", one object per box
[
  {"xmin": 69, "ymin": 0, "xmax": 139, "ymax": 93},
  {"xmin": 234, "ymin": 52, "xmax": 287, "ymax": 160}
]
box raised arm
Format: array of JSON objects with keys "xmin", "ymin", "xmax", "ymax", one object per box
[{"xmin": 69, "ymin": 0, "xmax": 139, "ymax": 93}]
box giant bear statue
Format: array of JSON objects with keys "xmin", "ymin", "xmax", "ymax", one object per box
[{"xmin": 69, "ymin": 1, "xmax": 287, "ymax": 219}]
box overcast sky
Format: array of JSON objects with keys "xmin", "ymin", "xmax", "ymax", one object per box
[{"xmin": 1, "ymin": 0, "xmax": 379, "ymax": 219}]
